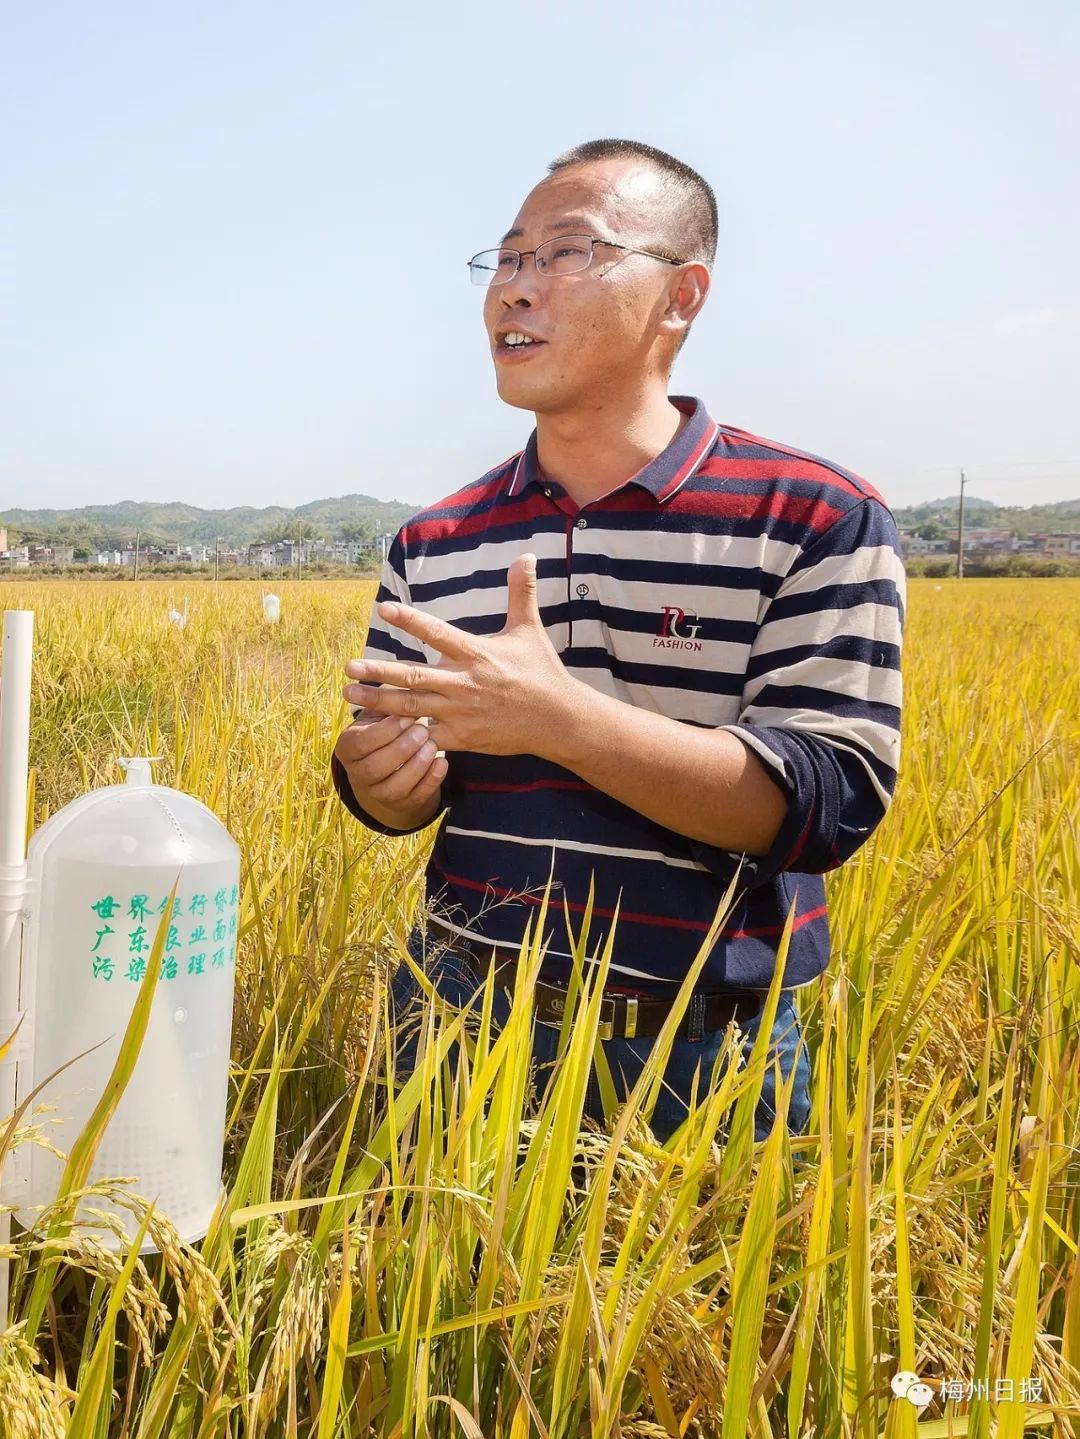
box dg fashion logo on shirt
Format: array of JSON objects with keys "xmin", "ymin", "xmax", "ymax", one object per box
[{"xmin": 654, "ymin": 604, "xmax": 704, "ymax": 651}]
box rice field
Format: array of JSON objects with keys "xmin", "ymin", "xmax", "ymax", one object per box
[{"xmin": 0, "ymin": 574, "xmax": 1078, "ymax": 1437}]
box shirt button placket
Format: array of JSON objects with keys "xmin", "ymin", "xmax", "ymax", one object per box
[{"xmin": 572, "ymin": 512, "xmax": 590, "ymax": 599}]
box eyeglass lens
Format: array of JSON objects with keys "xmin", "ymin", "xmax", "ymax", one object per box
[{"xmin": 469, "ymin": 235, "xmax": 596, "ymax": 286}]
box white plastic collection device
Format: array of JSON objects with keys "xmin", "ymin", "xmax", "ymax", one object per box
[{"xmin": 0, "ymin": 611, "xmax": 239, "ymax": 1315}]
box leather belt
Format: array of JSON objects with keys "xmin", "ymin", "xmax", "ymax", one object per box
[{"xmin": 421, "ymin": 916, "xmax": 765, "ymax": 1041}]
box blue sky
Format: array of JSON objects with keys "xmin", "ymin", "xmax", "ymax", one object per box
[{"xmin": 3, "ymin": 0, "xmax": 1078, "ymax": 514}]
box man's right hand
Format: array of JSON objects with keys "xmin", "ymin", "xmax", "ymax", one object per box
[{"xmin": 334, "ymin": 710, "xmax": 447, "ymax": 829}]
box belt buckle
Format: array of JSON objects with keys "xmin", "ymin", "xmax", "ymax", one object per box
[
  {"xmin": 598, "ymin": 995, "xmax": 616, "ymax": 1040},
  {"xmin": 535, "ymin": 981, "xmax": 568, "ymax": 1029},
  {"xmin": 624, "ymin": 996, "xmax": 638, "ymax": 1039}
]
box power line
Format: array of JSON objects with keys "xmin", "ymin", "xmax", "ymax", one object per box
[
  {"xmin": 937, "ymin": 480, "xmax": 1080, "ymax": 492},
  {"xmin": 965, "ymin": 459, "xmax": 1080, "ymax": 470},
  {"xmin": 919, "ymin": 460, "xmax": 1080, "ymax": 474}
]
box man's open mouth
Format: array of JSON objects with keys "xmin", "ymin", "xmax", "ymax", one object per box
[{"xmin": 497, "ymin": 331, "xmax": 546, "ymax": 356}]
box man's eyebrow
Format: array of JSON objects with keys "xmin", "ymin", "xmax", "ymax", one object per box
[{"xmin": 499, "ymin": 217, "xmax": 599, "ymax": 244}]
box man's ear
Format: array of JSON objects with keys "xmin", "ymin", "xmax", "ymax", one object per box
[{"xmin": 657, "ymin": 261, "xmax": 710, "ymax": 349}]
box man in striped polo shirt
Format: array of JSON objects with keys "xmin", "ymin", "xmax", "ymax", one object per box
[{"xmin": 331, "ymin": 138, "xmax": 905, "ymax": 1143}]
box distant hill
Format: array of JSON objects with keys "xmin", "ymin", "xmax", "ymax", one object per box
[
  {"xmin": 0, "ymin": 493, "xmax": 422, "ymax": 548},
  {"xmin": 4, "ymin": 490, "xmax": 1078, "ymax": 550},
  {"xmin": 893, "ymin": 494, "xmax": 1080, "ymax": 535}
]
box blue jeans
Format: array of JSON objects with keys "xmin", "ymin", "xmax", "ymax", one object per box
[{"xmin": 386, "ymin": 926, "xmax": 812, "ymax": 1146}]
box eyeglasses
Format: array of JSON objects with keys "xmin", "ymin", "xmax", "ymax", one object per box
[{"xmin": 467, "ymin": 233, "xmax": 685, "ymax": 287}]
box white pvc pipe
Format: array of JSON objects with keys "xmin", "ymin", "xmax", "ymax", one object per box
[
  {"xmin": 0, "ymin": 612, "xmax": 33, "ymax": 864},
  {"xmin": 0, "ymin": 610, "xmax": 34, "ymax": 1333}
]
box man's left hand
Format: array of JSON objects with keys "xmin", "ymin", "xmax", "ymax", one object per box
[{"xmin": 342, "ymin": 553, "xmax": 583, "ymax": 758}]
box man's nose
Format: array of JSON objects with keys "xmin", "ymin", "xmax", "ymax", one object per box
[{"xmin": 497, "ymin": 253, "xmax": 543, "ymax": 308}]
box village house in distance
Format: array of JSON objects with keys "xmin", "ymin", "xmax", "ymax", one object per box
[
  {"xmin": 3, "ymin": 512, "xmax": 1079, "ymax": 572},
  {"xmin": 0, "ymin": 528, "xmax": 392, "ymax": 573},
  {"xmin": 897, "ymin": 526, "xmax": 1080, "ymax": 558}
]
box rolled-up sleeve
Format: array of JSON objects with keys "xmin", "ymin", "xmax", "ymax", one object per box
[
  {"xmin": 330, "ymin": 531, "xmax": 454, "ymax": 836},
  {"xmin": 688, "ymin": 497, "xmax": 906, "ymax": 886}
]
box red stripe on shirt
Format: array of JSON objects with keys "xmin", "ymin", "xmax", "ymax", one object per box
[
  {"xmin": 435, "ymin": 864, "xmax": 828, "ymax": 939},
  {"xmin": 670, "ymin": 486, "xmax": 847, "ymax": 534}
]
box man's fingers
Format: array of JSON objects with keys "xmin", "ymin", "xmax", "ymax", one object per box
[
  {"xmin": 350, "ymin": 708, "xmax": 404, "ymax": 735},
  {"xmin": 336, "ymin": 711, "xmax": 436, "ymax": 788},
  {"xmin": 366, "ymin": 741, "xmax": 447, "ymax": 807},
  {"xmin": 333, "ymin": 710, "xmax": 447, "ymax": 814},
  {"xmin": 341, "ymin": 710, "xmax": 401, "ymax": 742},
  {"xmin": 375, "ymin": 602, "xmax": 478, "ymax": 663}
]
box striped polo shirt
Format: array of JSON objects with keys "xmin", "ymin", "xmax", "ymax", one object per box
[{"xmin": 331, "ymin": 395, "xmax": 906, "ymax": 994}]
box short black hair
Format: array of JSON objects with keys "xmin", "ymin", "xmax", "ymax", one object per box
[{"xmin": 546, "ymin": 138, "xmax": 717, "ymax": 266}]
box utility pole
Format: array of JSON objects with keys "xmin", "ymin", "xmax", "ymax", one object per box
[
  {"xmin": 214, "ymin": 535, "xmax": 221, "ymax": 582},
  {"xmin": 956, "ymin": 468, "xmax": 967, "ymax": 579},
  {"xmin": 133, "ymin": 528, "xmax": 140, "ymax": 581},
  {"xmin": 297, "ymin": 521, "xmax": 302, "ymax": 582}
]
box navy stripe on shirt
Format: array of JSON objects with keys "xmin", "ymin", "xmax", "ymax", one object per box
[{"xmin": 330, "ymin": 395, "xmax": 906, "ymax": 994}]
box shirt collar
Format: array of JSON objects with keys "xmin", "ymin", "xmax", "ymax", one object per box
[{"xmin": 506, "ymin": 395, "xmax": 719, "ymax": 504}]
